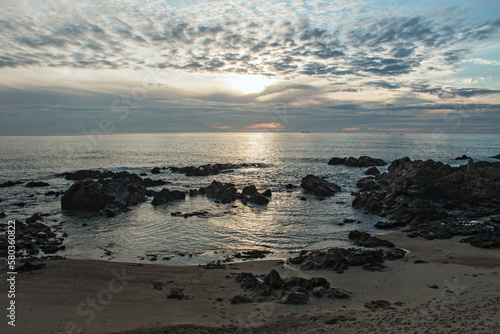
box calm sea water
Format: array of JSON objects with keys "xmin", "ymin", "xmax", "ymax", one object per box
[{"xmin": 0, "ymin": 133, "xmax": 499, "ymax": 264}]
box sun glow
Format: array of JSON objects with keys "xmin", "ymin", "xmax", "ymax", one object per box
[{"xmin": 230, "ymin": 75, "xmax": 274, "ymax": 94}]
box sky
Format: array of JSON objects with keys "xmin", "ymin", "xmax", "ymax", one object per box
[{"xmin": 0, "ymin": 0, "xmax": 499, "ymax": 134}]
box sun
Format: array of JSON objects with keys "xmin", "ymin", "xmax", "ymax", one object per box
[{"xmin": 230, "ymin": 75, "xmax": 274, "ymax": 94}]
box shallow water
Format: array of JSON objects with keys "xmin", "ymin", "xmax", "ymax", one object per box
[{"xmin": 0, "ymin": 132, "xmax": 499, "ymax": 264}]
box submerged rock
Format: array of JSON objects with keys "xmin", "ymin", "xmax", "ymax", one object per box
[
  {"xmin": 328, "ymin": 156, "xmax": 387, "ymax": 167},
  {"xmin": 455, "ymin": 155, "xmax": 470, "ymax": 160},
  {"xmin": 0, "ymin": 181, "xmax": 23, "ymax": 188},
  {"xmin": 26, "ymin": 181, "xmax": 50, "ymax": 188},
  {"xmin": 365, "ymin": 167, "xmax": 380, "ymax": 175}
]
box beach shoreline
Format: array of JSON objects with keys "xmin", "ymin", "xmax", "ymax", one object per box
[{"xmin": 1, "ymin": 232, "xmax": 499, "ymax": 334}]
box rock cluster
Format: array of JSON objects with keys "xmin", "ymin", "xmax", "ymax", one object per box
[
  {"xmin": 0, "ymin": 181, "xmax": 23, "ymax": 188},
  {"xmin": 169, "ymin": 163, "xmax": 264, "ymax": 177},
  {"xmin": 232, "ymin": 269, "xmax": 351, "ymax": 305},
  {"xmin": 288, "ymin": 247, "xmax": 405, "ymax": 273},
  {"xmin": 328, "ymin": 156, "xmax": 387, "ymax": 167},
  {"xmin": 353, "ymin": 158, "xmax": 500, "ymax": 248},
  {"xmin": 0, "ymin": 215, "xmax": 65, "ymax": 258},
  {"xmin": 191, "ymin": 181, "xmax": 271, "ymax": 205},
  {"xmin": 300, "ymin": 174, "xmax": 341, "ymax": 199}
]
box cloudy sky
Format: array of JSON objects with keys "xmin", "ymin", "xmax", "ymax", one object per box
[{"xmin": 1, "ymin": 0, "xmax": 499, "ymax": 134}]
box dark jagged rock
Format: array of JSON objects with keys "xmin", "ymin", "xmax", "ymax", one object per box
[
  {"xmin": 26, "ymin": 213, "xmax": 43, "ymax": 224},
  {"xmin": 234, "ymin": 270, "xmax": 340, "ymax": 304},
  {"xmin": 57, "ymin": 169, "xmax": 115, "ymax": 181},
  {"xmin": 455, "ymin": 155, "xmax": 470, "ymax": 160},
  {"xmin": 0, "ymin": 181, "xmax": 23, "ymax": 188},
  {"xmin": 201, "ymin": 181, "xmax": 238, "ymax": 203},
  {"xmin": 240, "ymin": 185, "xmax": 270, "ymax": 205},
  {"xmin": 169, "ymin": 163, "xmax": 264, "ymax": 177},
  {"xmin": 262, "ymin": 189, "xmax": 272, "ymax": 197},
  {"xmin": 151, "ymin": 189, "xmax": 186, "ymax": 205},
  {"xmin": 61, "ymin": 173, "xmax": 149, "ymax": 215},
  {"xmin": 189, "ymin": 189, "xmax": 201, "ymax": 196},
  {"xmin": 285, "ymin": 184, "xmax": 298, "ymax": 189},
  {"xmin": 460, "ymin": 231, "xmax": 500, "ymax": 249},
  {"xmin": 300, "ymin": 175, "xmax": 341, "ymax": 199},
  {"xmin": 264, "ymin": 269, "xmax": 283, "ymax": 288},
  {"xmin": 26, "ymin": 181, "xmax": 50, "ymax": 188},
  {"xmin": 151, "ymin": 167, "xmax": 162, "ymax": 174},
  {"xmin": 141, "ymin": 178, "xmax": 168, "ymax": 187},
  {"xmin": 374, "ymin": 221, "xmax": 406, "ymax": 229},
  {"xmin": 348, "ymin": 230, "xmax": 395, "ymax": 248},
  {"xmin": 234, "ymin": 250, "xmax": 272, "ymax": 259},
  {"xmin": 491, "ymin": 154, "xmax": 500, "ymax": 160},
  {"xmin": 384, "ymin": 248, "xmax": 407, "ymax": 260},
  {"xmin": 365, "ymin": 167, "xmax": 380, "ymax": 175},
  {"xmin": 288, "ymin": 247, "xmax": 402, "ymax": 273},
  {"xmin": 328, "ymin": 156, "xmax": 387, "ymax": 167},
  {"xmin": 352, "ymin": 158, "xmax": 500, "ymax": 248},
  {"xmin": 0, "ymin": 212, "xmax": 5, "ymax": 218}
]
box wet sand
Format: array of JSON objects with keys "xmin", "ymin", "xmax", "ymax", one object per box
[{"xmin": 1, "ymin": 232, "xmax": 499, "ymax": 334}]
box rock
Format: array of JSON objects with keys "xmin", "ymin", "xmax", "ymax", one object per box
[
  {"xmin": 151, "ymin": 167, "xmax": 162, "ymax": 174},
  {"xmin": 0, "ymin": 212, "xmax": 5, "ymax": 218},
  {"xmin": 455, "ymin": 155, "xmax": 470, "ymax": 160},
  {"xmin": 328, "ymin": 156, "xmax": 387, "ymax": 167},
  {"xmin": 201, "ymin": 181, "xmax": 238, "ymax": 203},
  {"xmin": 57, "ymin": 169, "xmax": 114, "ymax": 180},
  {"xmin": 234, "ymin": 250, "xmax": 272, "ymax": 259},
  {"xmin": 171, "ymin": 210, "xmax": 209, "ymax": 218},
  {"xmin": 151, "ymin": 189, "xmax": 186, "ymax": 205},
  {"xmin": 241, "ymin": 185, "xmax": 259, "ymax": 197},
  {"xmin": 170, "ymin": 163, "xmax": 264, "ymax": 177},
  {"xmin": 327, "ymin": 288, "xmax": 352, "ymax": 299},
  {"xmin": 264, "ymin": 269, "xmax": 283, "ymax": 288},
  {"xmin": 26, "ymin": 213, "xmax": 43, "ymax": 224},
  {"xmin": 0, "ymin": 181, "xmax": 23, "ymax": 188},
  {"xmin": 288, "ymin": 247, "xmax": 392, "ymax": 272},
  {"xmin": 352, "ymin": 158, "xmax": 500, "ymax": 248},
  {"xmin": 141, "ymin": 178, "xmax": 168, "ymax": 187},
  {"xmin": 61, "ymin": 174, "xmax": 148, "ymax": 215},
  {"xmin": 348, "ymin": 230, "xmax": 395, "ymax": 248},
  {"xmin": 460, "ymin": 233, "xmax": 500, "ymax": 249},
  {"xmin": 167, "ymin": 288, "xmax": 185, "ymax": 300},
  {"xmin": 44, "ymin": 191, "xmax": 56, "ymax": 196},
  {"xmin": 230, "ymin": 294, "xmax": 253, "ymax": 304},
  {"xmin": 312, "ymin": 286, "xmax": 326, "ymax": 297},
  {"xmin": 374, "ymin": 221, "xmax": 406, "ymax": 229},
  {"xmin": 240, "ymin": 185, "xmax": 269, "ymax": 205},
  {"xmin": 282, "ymin": 291, "xmax": 308, "ymax": 304},
  {"xmin": 325, "ymin": 315, "xmax": 356, "ymax": 325},
  {"xmin": 285, "ymin": 184, "xmax": 297, "ymax": 189},
  {"xmin": 364, "ymin": 300, "xmax": 393, "ymax": 310},
  {"xmin": 262, "ymin": 189, "xmax": 272, "ymax": 197},
  {"xmin": 300, "ymin": 175, "xmax": 341, "ymax": 198},
  {"xmin": 365, "ymin": 167, "xmax": 380, "ymax": 175},
  {"xmin": 491, "ymin": 154, "xmax": 500, "ymax": 160},
  {"xmin": 189, "ymin": 189, "xmax": 201, "ymax": 196},
  {"xmin": 17, "ymin": 257, "xmax": 45, "ymax": 271},
  {"xmin": 384, "ymin": 248, "xmax": 406, "ymax": 260},
  {"xmin": 26, "ymin": 181, "xmax": 50, "ymax": 188}
]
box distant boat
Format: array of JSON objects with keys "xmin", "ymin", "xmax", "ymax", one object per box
[{"xmin": 301, "ymin": 131, "xmax": 310, "ymax": 133}]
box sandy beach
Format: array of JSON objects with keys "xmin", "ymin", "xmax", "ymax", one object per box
[{"xmin": 1, "ymin": 232, "xmax": 499, "ymax": 334}]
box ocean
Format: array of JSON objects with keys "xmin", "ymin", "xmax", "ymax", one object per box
[{"xmin": 1, "ymin": 132, "xmax": 499, "ymax": 264}]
